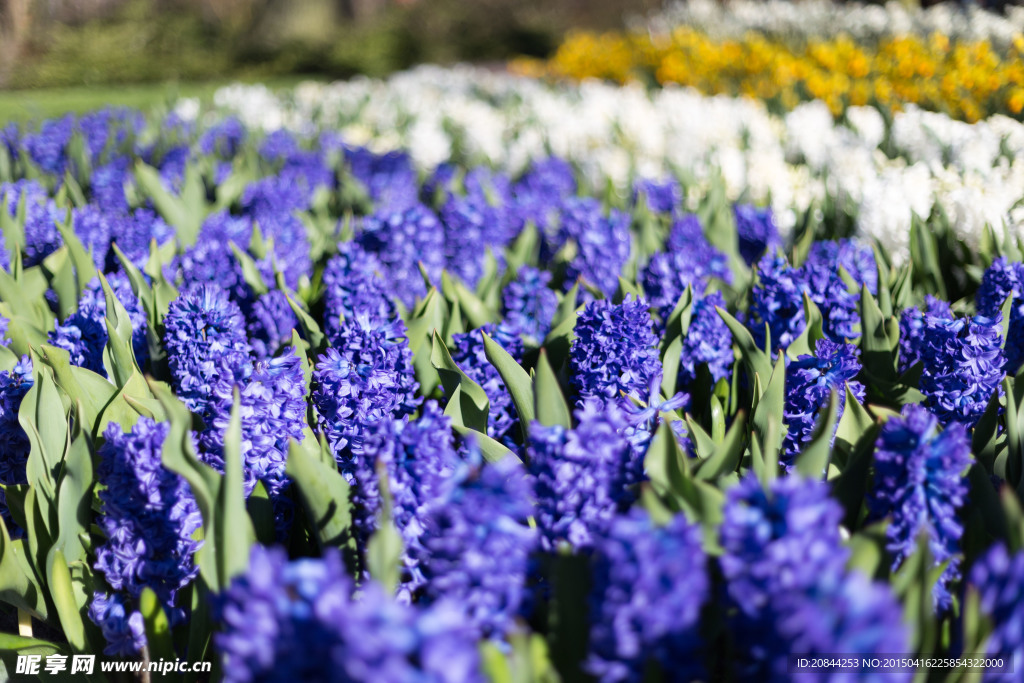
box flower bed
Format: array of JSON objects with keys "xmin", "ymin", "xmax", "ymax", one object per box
[
  {"xmin": 0, "ymin": 68, "xmax": 1022, "ymax": 679},
  {"xmin": 517, "ymin": 0, "xmax": 1024, "ymax": 122}
]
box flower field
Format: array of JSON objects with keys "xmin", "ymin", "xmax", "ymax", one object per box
[{"xmin": 1, "ymin": 4, "xmax": 1024, "ymax": 680}]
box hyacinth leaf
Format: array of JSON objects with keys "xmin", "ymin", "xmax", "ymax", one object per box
[
  {"xmin": 52, "ymin": 405, "xmax": 94, "ymax": 567},
  {"xmin": 247, "ymin": 481, "xmax": 275, "ymax": 546},
  {"xmin": 550, "ymin": 281, "xmax": 579, "ymax": 330},
  {"xmin": 909, "ymin": 216, "xmax": 946, "ymax": 301},
  {"xmin": 751, "ymin": 354, "xmax": 786, "ymax": 465},
  {"xmin": 144, "ymin": 239, "xmax": 181, "ymax": 321},
  {"xmin": 94, "ymin": 369, "xmax": 153, "ymax": 436},
  {"xmin": 38, "ymin": 344, "xmax": 111, "ymax": 429},
  {"xmin": 482, "ymin": 330, "xmax": 535, "ymax": 441},
  {"xmin": 212, "ymin": 391, "xmax": 256, "ymax": 591},
  {"xmin": 289, "ymin": 330, "xmax": 313, "ymax": 395},
  {"xmin": 228, "ymin": 241, "xmax": 269, "ymax": 297},
  {"xmin": 616, "ymin": 275, "xmax": 643, "ymax": 303},
  {"xmin": 53, "ymin": 215, "xmax": 97, "ymax": 301},
  {"xmin": 452, "ymin": 425, "xmax": 519, "ymax": 464},
  {"xmin": 786, "ymin": 293, "xmax": 825, "ymax": 360},
  {"xmin": 892, "ymin": 533, "xmax": 943, "ymax": 654},
  {"xmin": 541, "ymin": 302, "xmax": 582, "ymax": 373},
  {"xmin": 281, "ymin": 289, "xmax": 328, "ymax": 357},
  {"xmin": 661, "ymin": 285, "xmax": 694, "ymax": 352},
  {"xmin": 285, "ymin": 438, "xmax": 353, "ymax": 551},
  {"xmin": 134, "ymin": 161, "xmax": 202, "ymax": 247},
  {"xmin": 185, "ymin": 580, "xmax": 213, "ymax": 683},
  {"xmin": 716, "ymin": 306, "xmax": 773, "ymax": 385},
  {"xmin": 0, "ymin": 268, "xmax": 51, "ymax": 333},
  {"xmin": 140, "ymin": 587, "xmax": 176, "ymax": 664},
  {"xmin": 845, "ymin": 524, "xmax": 887, "ymax": 578},
  {"xmin": 660, "ymin": 335, "xmax": 683, "ymax": 397},
  {"xmin": 45, "ymin": 549, "xmax": 87, "ymax": 653},
  {"xmin": 550, "ymin": 552, "xmax": 590, "ymax": 682},
  {"xmin": 431, "ymin": 330, "xmax": 490, "ymax": 434},
  {"xmin": 1000, "ymin": 487, "xmax": 1024, "ymax": 553},
  {"xmin": 453, "ymin": 278, "xmax": 495, "ymax": 330},
  {"xmin": 834, "ymin": 384, "xmax": 875, "ymax": 459},
  {"xmin": 406, "ymin": 288, "xmax": 448, "ymax": 357},
  {"xmin": 505, "ymin": 222, "xmax": 539, "ymax": 276},
  {"xmin": 794, "ymin": 390, "xmax": 839, "ymax": 479},
  {"xmin": 98, "ymin": 272, "xmax": 140, "ymax": 387},
  {"xmin": 41, "ymin": 247, "xmax": 79, "ymax": 321},
  {"xmin": 643, "ymin": 421, "xmax": 692, "ymax": 511},
  {"xmin": 832, "ymin": 423, "xmax": 881, "ymax": 530},
  {"xmin": 1003, "ymin": 377, "xmax": 1024, "ymax": 490},
  {"xmin": 0, "ymin": 310, "xmax": 48, "ymax": 358},
  {"xmin": 443, "ymin": 298, "xmax": 464, "ymax": 347},
  {"xmin": 366, "ymin": 509, "xmax": 403, "ymax": 594},
  {"xmin": 685, "ymin": 416, "xmax": 715, "ymax": 461},
  {"xmin": 0, "ymin": 516, "xmax": 48, "ymax": 619},
  {"xmin": 533, "ymin": 349, "xmax": 572, "ymax": 430},
  {"xmin": 0, "ymin": 344, "xmax": 18, "ymax": 371},
  {"xmin": 0, "ymin": 634, "xmax": 75, "ymax": 680},
  {"xmin": 694, "ymin": 410, "xmax": 747, "ymax": 481},
  {"xmin": 0, "ymin": 192, "xmax": 24, "ymax": 254},
  {"xmin": 961, "ymin": 464, "xmax": 1007, "ymax": 562},
  {"xmin": 20, "ymin": 359, "xmax": 68, "ymax": 512}
]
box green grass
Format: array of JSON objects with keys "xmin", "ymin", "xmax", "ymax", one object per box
[{"xmin": 0, "ymin": 77, "xmax": 324, "ymax": 124}]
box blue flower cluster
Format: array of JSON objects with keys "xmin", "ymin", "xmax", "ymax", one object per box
[
  {"xmin": 898, "ymin": 295, "xmax": 953, "ymax": 372},
  {"xmin": 733, "ymin": 204, "xmax": 780, "ymax": 266},
  {"xmin": 586, "ymin": 510, "xmax": 708, "ymax": 683},
  {"xmin": 977, "ymin": 257, "xmax": 1024, "ymax": 373},
  {"xmin": 313, "ymin": 313, "xmax": 419, "ymax": 460},
  {"xmin": 358, "ymin": 204, "xmax": 447, "ymax": 309},
  {"xmin": 556, "ymin": 198, "xmax": 631, "ymax": 298},
  {"xmin": 969, "ymin": 543, "xmax": 1024, "ymax": 676},
  {"xmin": 0, "ymin": 356, "xmax": 33, "ymax": 534},
  {"xmin": 640, "ymin": 215, "xmax": 733, "ymax": 324},
  {"xmin": 215, "ymin": 545, "xmax": 482, "ymax": 683},
  {"xmin": 570, "ymin": 296, "xmax": 661, "ymax": 402},
  {"xmin": 91, "ymin": 418, "xmax": 202, "ymax": 655},
  {"xmin": 414, "ymin": 456, "xmax": 536, "ymax": 639},
  {"xmin": 721, "ymin": 475, "xmax": 909, "ymax": 681},
  {"xmin": 502, "ymin": 266, "xmax": 558, "ymax": 344},
  {"xmin": 528, "ymin": 400, "xmax": 641, "ymax": 550},
  {"xmin": 632, "ymin": 177, "xmax": 682, "ymax": 215},
  {"xmin": 781, "ymin": 339, "xmax": 865, "ymax": 468},
  {"xmin": 917, "ymin": 312, "xmax": 1004, "ymax": 427},
  {"xmin": 678, "ymin": 290, "xmax": 734, "ymax": 391},
  {"xmin": 869, "ymin": 404, "xmax": 971, "ymax": 611}
]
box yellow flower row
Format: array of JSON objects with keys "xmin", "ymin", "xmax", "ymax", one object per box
[{"xmin": 513, "ymin": 28, "xmax": 1024, "ymax": 122}]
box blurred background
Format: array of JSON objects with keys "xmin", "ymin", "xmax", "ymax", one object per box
[{"xmin": 0, "ymin": 0, "xmax": 662, "ymax": 89}]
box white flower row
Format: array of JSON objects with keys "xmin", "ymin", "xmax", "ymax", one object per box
[
  {"xmin": 201, "ymin": 65, "xmax": 1024, "ymax": 264},
  {"xmin": 647, "ymin": 0, "xmax": 1024, "ymax": 49}
]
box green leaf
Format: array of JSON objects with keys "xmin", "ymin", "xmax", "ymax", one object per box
[
  {"xmin": 751, "ymin": 354, "xmax": 786, "ymax": 475},
  {"xmin": 694, "ymin": 411, "xmax": 747, "ymax": 480},
  {"xmin": 431, "ymin": 331, "xmax": 490, "ymax": 433},
  {"xmin": 229, "ymin": 242, "xmax": 269, "ymax": 296},
  {"xmin": 212, "ymin": 390, "xmax": 256, "ymax": 590},
  {"xmin": 52, "ymin": 406, "xmax": 94, "ymax": 567},
  {"xmin": 0, "ymin": 516, "xmax": 48, "ymax": 619},
  {"xmin": 140, "ymin": 587, "xmax": 176, "ymax": 663},
  {"xmin": 54, "ymin": 214, "xmax": 98, "ymax": 300},
  {"xmin": 717, "ymin": 306, "xmax": 773, "ymax": 382},
  {"xmin": 550, "ymin": 282, "xmax": 578, "ymax": 330},
  {"xmin": 366, "ymin": 513, "xmax": 403, "ymax": 594},
  {"xmin": 285, "ymin": 438, "xmax": 353, "ymax": 551},
  {"xmin": 452, "ymin": 425, "xmax": 520, "ymax": 465},
  {"xmin": 482, "ymin": 330, "xmax": 534, "ymax": 442},
  {"xmin": 834, "ymin": 384, "xmax": 875, "ymax": 458},
  {"xmin": 533, "ymin": 349, "xmax": 572, "ymax": 429},
  {"xmin": 795, "ymin": 390, "xmax": 839, "ymax": 479},
  {"xmin": 832, "ymin": 423, "xmax": 881, "ymax": 530},
  {"xmin": 46, "ymin": 549, "xmax": 87, "ymax": 653},
  {"xmin": 134, "ymin": 161, "xmax": 202, "ymax": 246},
  {"xmin": 786, "ymin": 293, "xmax": 825, "ymax": 360},
  {"xmin": 99, "ymin": 272, "xmax": 141, "ymax": 387},
  {"xmin": 282, "ymin": 289, "xmax": 327, "ymax": 357},
  {"xmin": 550, "ymin": 552, "xmax": 591, "ymax": 682},
  {"xmin": 37, "ymin": 344, "xmax": 112, "ymax": 431},
  {"xmin": 452, "ymin": 278, "xmax": 494, "ymax": 330},
  {"xmin": 20, "ymin": 359, "xmax": 68, "ymax": 517}
]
